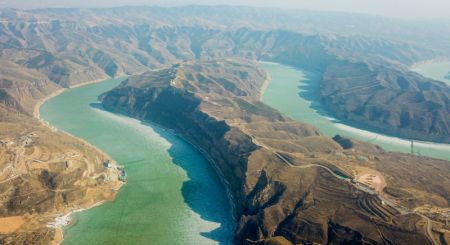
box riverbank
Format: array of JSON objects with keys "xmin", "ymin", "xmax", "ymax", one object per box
[
  {"xmin": 35, "ymin": 77, "xmax": 124, "ymax": 162},
  {"xmin": 34, "ymin": 76, "xmax": 125, "ymax": 245},
  {"xmin": 411, "ymin": 59, "xmax": 450, "ymax": 86},
  {"xmin": 48, "ymin": 200, "xmax": 110, "ymax": 245},
  {"xmin": 33, "ymin": 76, "xmax": 109, "ymax": 119},
  {"xmin": 259, "ymin": 73, "xmax": 272, "ymax": 101},
  {"xmin": 259, "ymin": 62, "xmax": 275, "ymax": 101},
  {"xmin": 410, "ymin": 57, "xmax": 450, "ymax": 69}
]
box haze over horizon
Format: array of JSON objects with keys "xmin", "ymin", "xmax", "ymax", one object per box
[{"xmin": 1, "ymin": 0, "xmax": 450, "ymax": 20}]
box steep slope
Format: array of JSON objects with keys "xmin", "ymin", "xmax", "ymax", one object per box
[
  {"xmin": 101, "ymin": 59, "xmax": 450, "ymax": 244},
  {"xmin": 0, "ymin": 60, "xmax": 59, "ymax": 115}
]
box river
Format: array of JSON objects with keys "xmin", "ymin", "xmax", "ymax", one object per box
[
  {"xmin": 261, "ymin": 62, "xmax": 450, "ymax": 161},
  {"xmin": 40, "ymin": 77, "xmax": 234, "ymax": 244},
  {"xmin": 411, "ymin": 61, "xmax": 450, "ymax": 85}
]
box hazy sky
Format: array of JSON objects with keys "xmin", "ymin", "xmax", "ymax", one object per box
[{"xmin": 1, "ymin": 0, "xmax": 450, "ymax": 20}]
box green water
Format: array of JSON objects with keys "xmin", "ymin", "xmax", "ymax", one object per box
[
  {"xmin": 261, "ymin": 62, "xmax": 450, "ymax": 161},
  {"xmin": 411, "ymin": 61, "xmax": 450, "ymax": 85},
  {"xmin": 40, "ymin": 77, "xmax": 233, "ymax": 244}
]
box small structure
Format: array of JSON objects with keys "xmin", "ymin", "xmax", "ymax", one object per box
[
  {"xmin": 119, "ymin": 169, "xmax": 127, "ymax": 182},
  {"xmin": 116, "ymin": 165, "xmax": 127, "ymax": 182},
  {"xmin": 103, "ymin": 160, "xmax": 112, "ymax": 168}
]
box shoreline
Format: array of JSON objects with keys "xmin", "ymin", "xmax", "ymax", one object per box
[
  {"xmin": 259, "ymin": 71, "xmax": 272, "ymax": 101},
  {"xmin": 49, "ymin": 201, "xmax": 105, "ymax": 245},
  {"xmin": 34, "ymin": 76, "xmax": 125, "ymax": 245},
  {"xmin": 35, "ymin": 76, "xmax": 118, "ymax": 160},
  {"xmin": 33, "ymin": 77, "xmax": 108, "ymax": 119},
  {"xmin": 410, "ymin": 56, "xmax": 450, "ymax": 69}
]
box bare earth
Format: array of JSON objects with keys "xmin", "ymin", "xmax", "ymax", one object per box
[{"xmin": 0, "ymin": 216, "xmax": 25, "ymax": 234}]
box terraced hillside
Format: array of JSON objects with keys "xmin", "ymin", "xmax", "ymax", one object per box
[{"xmin": 102, "ymin": 59, "xmax": 450, "ymax": 245}]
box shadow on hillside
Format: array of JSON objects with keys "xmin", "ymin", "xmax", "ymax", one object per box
[
  {"xmin": 148, "ymin": 124, "xmax": 234, "ymax": 244},
  {"xmin": 89, "ymin": 101, "xmax": 234, "ymax": 244},
  {"xmin": 296, "ymin": 69, "xmax": 341, "ymax": 122},
  {"xmin": 293, "ymin": 67, "xmax": 413, "ymax": 143}
]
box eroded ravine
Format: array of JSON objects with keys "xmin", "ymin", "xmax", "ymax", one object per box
[{"xmin": 40, "ymin": 77, "xmax": 234, "ymax": 244}]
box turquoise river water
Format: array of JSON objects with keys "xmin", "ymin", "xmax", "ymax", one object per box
[{"xmin": 40, "ymin": 77, "xmax": 234, "ymax": 244}]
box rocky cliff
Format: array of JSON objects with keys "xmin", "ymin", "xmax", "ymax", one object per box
[{"xmin": 101, "ymin": 59, "xmax": 450, "ymax": 245}]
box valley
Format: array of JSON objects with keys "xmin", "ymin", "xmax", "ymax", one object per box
[{"xmin": 0, "ymin": 6, "xmax": 449, "ymax": 245}]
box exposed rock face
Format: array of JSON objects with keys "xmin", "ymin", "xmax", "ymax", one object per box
[
  {"xmin": 332, "ymin": 135, "xmax": 354, "ymax": 149},
  {"xmin": 101, "ymin": 59, "xmax": 450, "ymax": 245}
]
